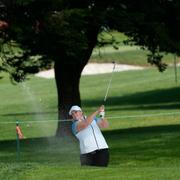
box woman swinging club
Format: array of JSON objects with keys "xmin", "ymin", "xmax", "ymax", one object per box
[{"xmin": 69, "ymin": 105, "xmax": 109, "ymax": 167}]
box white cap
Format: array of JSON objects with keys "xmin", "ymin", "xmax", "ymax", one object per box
[{"xmin": 69, "ymin": 105, "xmax": 82, "ymax": 115}]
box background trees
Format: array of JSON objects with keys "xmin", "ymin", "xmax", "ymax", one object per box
[{"xmin": 0, "ymin": 0, "xmax": 180, "ymax": 135}]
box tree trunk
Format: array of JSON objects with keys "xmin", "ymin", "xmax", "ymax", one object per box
[
  {"xmin": 54, "ymin": 61, "xmax": 86, "ymax": 137},
  {"xmin": 54, "ymin": 22, "xmax": 100, "ymax": 137}
]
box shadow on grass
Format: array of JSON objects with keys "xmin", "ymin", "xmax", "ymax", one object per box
[
  {"xmin": 104, "ymin": 124, "xmax": 180, "ymax": 165},
  {"xmin": 83, "ymin": 87, "xmax": 180, "ymax": 111},
  {"xmin": 104, "ymin": 124, "xmax": 180, "ymax": 136},
  {"xmin": 1, "ymin": 87, "xmax": 180, "ymax": 118},
  {"xmin": 1, "ymin": 111, "xmax": 57, "ymax": 117},
  {"xmin": 0, "ymin": 136, "xmax": 79, "ymax": 164},
  {"xmin": 1, "ymin": 124, "xmax": 180, "ymax": 165}
]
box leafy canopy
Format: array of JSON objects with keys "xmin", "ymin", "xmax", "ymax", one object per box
[{"xmin": 0, "ymin": 0, "xmax": 180, "ymax": 81}]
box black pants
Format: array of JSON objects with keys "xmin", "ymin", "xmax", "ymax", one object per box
[{"xmin": 80, "ymin": 149, "xmax": 109, "ymax": 167}]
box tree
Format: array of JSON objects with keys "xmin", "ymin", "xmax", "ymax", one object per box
[{"xmin": 1, "ymin": 0, "xmax": 180, "ymax": 136}]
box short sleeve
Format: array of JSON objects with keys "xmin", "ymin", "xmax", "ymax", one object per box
[
  {"xmin": 94, "ymin": 117, "xmax": 102, "ymax": 123},
  {"xmin": 72, "ymin": 121, "xmax": 78, "ymax": 135}
]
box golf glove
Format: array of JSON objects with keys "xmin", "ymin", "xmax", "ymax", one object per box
[{"xmin": 99, "ymin": 111, "xmax": 105, "ymax": 118}]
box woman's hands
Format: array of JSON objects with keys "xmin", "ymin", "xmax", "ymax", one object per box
[
  {"xmin": 76, "ymin": 105, "xmax": 108, "ymax": 132},
  {"xmin": 98, "ymin": 105, "xmax": 105, "ymax": 118},
  {"xmin": 98, "ymin": 105, "xmax": 105, "ymax": 113}
]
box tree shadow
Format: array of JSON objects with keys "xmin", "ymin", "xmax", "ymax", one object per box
[
  {"xmin": 1, "ymin": 111, "xmax": 57, "ymax": 117},
  {"xmin": 104, "ymin": 124, "xmax": 180, "ymax": 136},
  {"xmin": 83, "ymin": 87, "xmax": 180, "ymax": 111},
  {"xmin": 1, "ymin": 124, "xmax": 180, "ymax": 164},
  {"xmin": 0, "ymin": 136, "xmax": 79, "ymax": 164},
  {"xmin": 103, "ymin": 124, "xmax": 180, "ymax": 165}
]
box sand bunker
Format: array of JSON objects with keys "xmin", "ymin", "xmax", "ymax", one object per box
[{"xmin": 35, "ymin": 63, "xmax": 144, "ymax": 79}]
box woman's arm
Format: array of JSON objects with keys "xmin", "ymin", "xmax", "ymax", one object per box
[
  {"xmin": 76, "ymin": 105, "xmax": 104, "ymax": 132},
  {"xmin": 97, "ymin": 118, "xmax": 109, "ymax": 129}
]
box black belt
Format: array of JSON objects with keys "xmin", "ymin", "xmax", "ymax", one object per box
[{"xmin": 89, "ymin": 148, "xmax": 108, "ymax": 154}]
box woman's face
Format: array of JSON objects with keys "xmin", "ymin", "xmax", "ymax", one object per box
[{"xmin": 71, "ymin": 111, "xmax": 83, "ymax": 120}]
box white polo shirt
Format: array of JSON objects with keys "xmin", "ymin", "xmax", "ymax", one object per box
[{"xmin": 72, "ymin": 118, "xmax": 108, "ymax": 154}]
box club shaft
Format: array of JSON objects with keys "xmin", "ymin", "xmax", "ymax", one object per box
[{"xmin": 104, "ymin": 63, "xmax": 116, "ymax": 102}]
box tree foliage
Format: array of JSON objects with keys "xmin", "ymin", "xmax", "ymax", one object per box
[
  {"xmin": 1, "ymin": 0, "xmax": 180, "ymax": 80},
  {"xmin": 105, "ymin": 0, "xmax": 180, "ymax": 71}
]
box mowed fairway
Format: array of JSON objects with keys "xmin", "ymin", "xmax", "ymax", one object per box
[{"xmin": 1, "ymin": 66, "xmax": 180, "ymax": 179}]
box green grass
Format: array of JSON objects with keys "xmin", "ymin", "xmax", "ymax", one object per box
[
  {"xmin": 1, "ymin": 66, "xmax": 180, "ymax": 179},
  {"xmin": 91, "ymin": 45, "xmax": 180, "ymax": 66},
  {"xmin": 91, "ymin": 30, "xmax": 180, "ymax": 66}
]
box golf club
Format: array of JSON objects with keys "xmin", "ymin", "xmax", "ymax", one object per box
[
  {"xmin": 103, "ymin": 61, "xmax": 116, "ymax": 103},
  {"xmin": 99, "ymin": 61, "xmax": 116, "ymax": 118}
]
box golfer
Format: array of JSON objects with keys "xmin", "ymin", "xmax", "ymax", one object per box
[{"xmin": 69, "ymin": 105, "xmax": 109, "ymax": 167}]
